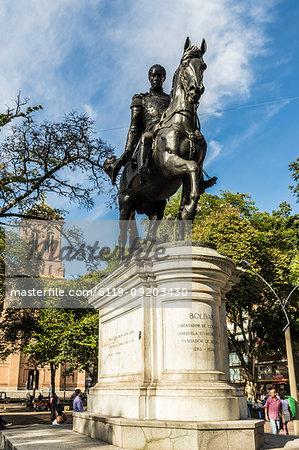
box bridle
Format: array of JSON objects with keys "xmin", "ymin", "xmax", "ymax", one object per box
[
  {"xmin": 155, "ymin": 56, "xmax": 205, "ymax": 133},
  {"xmin": 180, "ymin": 57, "xmax": 205, "ymax": 104}
]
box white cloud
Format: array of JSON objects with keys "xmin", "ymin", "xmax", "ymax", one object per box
[
  {"xmin": 83, "ymin": 104, "xmax": 97, "ymax": 120},
  {"xmin": 0, "ymin": 1, "xmax": 274, "ymax": 125},
  {"xmin": 206, "ymin": 140, "xmax": 222, "ymax": 166},
  {"xmin": 101, "ymin": 0, "xmax": 274, "ymax": 114},
  {"xmin": 0, "ymin": 0, "xmax": 278, "ymax": 217},
  {"xmin": 0, "ymin": 0, "xmax": 100, "ymax": 117}
]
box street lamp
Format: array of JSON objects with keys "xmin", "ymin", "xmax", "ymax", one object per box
[{"xmin": 239, "ymin": 260, "xmax": 299, "ymax": 435}]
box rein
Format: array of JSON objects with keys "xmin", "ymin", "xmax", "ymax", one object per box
[
  {"xmin": 155, "ymin": 108, "xmax": 200, "ymax": 142},
  {"xmin": 158, "ymin": 108, "xmax": 191, "ymax": 128}
]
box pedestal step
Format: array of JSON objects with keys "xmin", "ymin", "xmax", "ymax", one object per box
[
  {"xmin": 1, "ymin": 424, "xmax": 119, "ymax": 449},
  {"xmin": 73, "ymin": 412, "xmax": 264, "ymax": 450}
]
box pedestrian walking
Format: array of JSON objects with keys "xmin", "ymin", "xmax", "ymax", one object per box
[
  {"xmin": 280, "ymin": 394, "xmax": 292, "ymax": 435},
  {"xmin": 253, "ymin": 398, "xmax": 263, "ymax": 419},
  {"xmin": 73, "ymin": 389, "xmax": 84, "ymax": 412},
  {"xmin": 25, "ymin": 389, "xmax": 30, "ymax": 407},
  {"xmin": 47, "ymin": 387, "xmax": 51, "ymax": 398},
  {"xmin": 50, "ymin": 393, "xmax": 58, "ymax": 425},
  {"xmin": 265, "ymin": 388, "xmax": 283, "ymax": 435}
]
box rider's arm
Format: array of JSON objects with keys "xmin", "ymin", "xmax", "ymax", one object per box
[{"xmin": 122, "ymin": 95, "xmax": 143, "ymax": 163}]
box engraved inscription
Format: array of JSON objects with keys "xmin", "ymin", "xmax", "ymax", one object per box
[
  {"xmin": 105, "ymin": 330, "xmax": 135, "ymax": 357},
  {"xmin": 164, "ymin": 304, "xmax": 219, "ymax": 371},
  {"xmin": 176, "ymin": 312, "xmax": 217, "ymax": 352},
  {"xmin": 100, "ymin": 308, "xmax": 142, "ymax": 376}
]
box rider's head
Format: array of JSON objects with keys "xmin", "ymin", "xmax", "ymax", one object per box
[{"xmin": 148, "ymin": 64, "xmax": 166, "ymax": 90}]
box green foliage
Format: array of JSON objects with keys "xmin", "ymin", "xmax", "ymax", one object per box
[
  {"xmin": 0, "ymin": 307, "xmax": 100, "ymax": 392},
  {"xmin": 22, "ymin": 309, "xmax": 67, "ymax": 367},
  {"xmin": 165, "ymin": 190, "xmax": 298, "ymax": 394},
  {"xmin": 289, "ymin": 254, "xmax": 299, "ymax": 285},
  {"xmin": 0, "ymin": 309, "xmax": 38, "ymax": 360},
  {"xmin": 0, "ymin": 94, "xmax": 42, "ymax": 129},
  {"xmin": 193, "ymin": 207, "xmax": 260, "ymax": 264},
  {"xmin": 59, "ymin": 310, "xmax": 99, "ymax": 384},
  {"xmin": 289, "ymin": 157, "xmax": 299, "ymax": 202},
  {"xmin": 164, "ymin": 190, "xmax": 258, "ymax": 223}
]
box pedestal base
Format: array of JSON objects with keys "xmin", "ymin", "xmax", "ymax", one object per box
[
  {"xmin": 73, "ymin": 412, "xmax": 264, "ymax": 450},
  {"xmin": 86, "ymin": 243, "xmax": 244, "ymax": 422},
  {"xmin": 87, "ymin": 383, "xmax": 241, "ymax": 421},
  {"xmin": 74, "ymin": 243, "xmax": 264, "ymax": 448}
]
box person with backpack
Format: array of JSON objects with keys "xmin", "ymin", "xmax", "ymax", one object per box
[{"xmin": 280, "ymin": 394, "xmax": 292, "ymax": 435}]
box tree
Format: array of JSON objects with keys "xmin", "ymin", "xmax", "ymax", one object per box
[
  {"xmin": 22, "ymin": 309, "xmax": 68, "ymax": 396},
  {"xmin": 164, "ymin": 191, "xmax": 298, "ymax": 397},
  {"xmin": 0, "ymin": 305, "xmax": 99, "ymax": 395},
  {"xmin": 0, "ymin": 231, "xmax": 102, "ymax": 394},
  {"xmin": 0, "ymin": 98, "xmax": 112, "ymax": 395},
  {"xmin": 60, "ymin": 310, "xmax": 99, "ymax": 385},
  {"xmin": 0, "ymin": 110, "xmax": 112, "ymax": 218},
  {"xmin": 0, "ymin": 308, "xmax": 63, "ymax": 397},
  {"xmin": 289, "ymin": 157, "xmax": 299, "ymax": 202},
  {"xmin": 0, "ymin": 93, "xmax": 42, "ymax": 129}
]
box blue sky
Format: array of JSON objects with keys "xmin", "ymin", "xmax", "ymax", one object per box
[{"xmin": 0, "ymin": 0, "xmax": 298, "ymax": 220}]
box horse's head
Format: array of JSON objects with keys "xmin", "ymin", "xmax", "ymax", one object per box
[{"xmin": 180, "ymin": 37, "xmax": 207, "ymax": 104}]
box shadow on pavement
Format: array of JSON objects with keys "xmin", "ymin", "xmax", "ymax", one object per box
[
  {"xmin": 264, "ymin": 433, "xmax": 299, "ymax": 449},
  {"xmin": 1, "ymin": 411, "xmax": 73, "ymax": 428}
]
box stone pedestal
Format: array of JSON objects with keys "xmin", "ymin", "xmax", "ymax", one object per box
[{"xmin": 73, "ymin": 242, "xmax": 264, "ymax": 449}]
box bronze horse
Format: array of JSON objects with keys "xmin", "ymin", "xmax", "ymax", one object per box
[{"xmin": 115, "ymin": 37, "xmax": 216, "ymax": 259}]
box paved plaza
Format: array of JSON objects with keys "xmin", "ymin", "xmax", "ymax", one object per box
[
  {"xmin": 1, "ymin": 424, "xmax": 118, "ymax": 449},
  {"xmin": 1, "ymin": 423, "xmax": 299, "ymax": 449},
  {"xmin": 1, "ymin": 407, "xmax": 299, "ymax": 449}
]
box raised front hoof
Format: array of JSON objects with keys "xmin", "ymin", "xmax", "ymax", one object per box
[{"xmin": 198, "ymin": 176, "xmax": 218, "ymax": 194}]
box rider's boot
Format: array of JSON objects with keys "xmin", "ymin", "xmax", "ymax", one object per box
[{"xmin": 138, "ymin": 135, "xmax": 152, "ymax": 184}]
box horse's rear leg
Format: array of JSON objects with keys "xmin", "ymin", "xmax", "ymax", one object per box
[
  {"xmin": 119, "ymin": 194, "xmax": 133, "ymax": 261},
  {"xmin": 146, "ymin": 200, "xmax": 166, "ymax": 243},
  {"xmin": 128, "ymin": 214, "xmax": 141, "ymax": 254}
]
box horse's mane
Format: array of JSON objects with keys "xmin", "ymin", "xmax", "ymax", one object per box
[
  {"xmin": 170, "ymin": 68, "xmax": 179, "ymax": 100},
  {"xmin": 170, "ymin": 46, "xmax": 204, "ymax": 99},
  {"xmin": 181, "ymin": 45, "xmax": 203, "ymax": 63}
]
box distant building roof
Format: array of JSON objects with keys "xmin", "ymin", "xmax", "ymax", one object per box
[{"xmin": 25, "ymin": 200, "xmax": 62, "ymax": 220}]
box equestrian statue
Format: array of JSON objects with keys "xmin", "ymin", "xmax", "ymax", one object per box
[{"xmin": 104, "ymin": 37, "xmax": 217, "ymax": 260}]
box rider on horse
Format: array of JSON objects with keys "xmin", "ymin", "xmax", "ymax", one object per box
[
  {"xmin": 105, "ymin": 64, "xmax": 170, "ymax": 185},
  {"xmin": 103, "ymin": 38, "xmax": 217, "ymax": 258}
]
